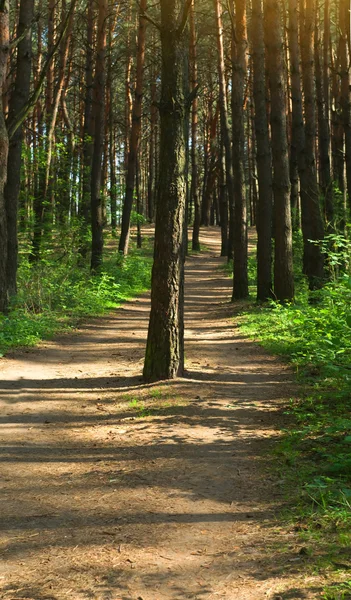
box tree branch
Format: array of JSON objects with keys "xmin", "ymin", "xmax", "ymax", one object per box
[
  {"xmin": 140, "ymin": 11, "xmax": 161, "ymax": 31},
  {"xmin": 177, "ymin": 0, "xmax": 192, "ymax": 36},
  {"xmin": 136, "ymin": 0, "xmax": 161, "ymax": 31},
  {"xmin": 7, "ymin": 0, "xmax": 77, "ymax": 140},
  {"xmin": 9, "ymin": 15, "xmax": 39, "ymax": 51},
  {"xmin": 186, "ymin": 83, "xmax": 200, "ymax": 108},
  {"xmin": 226, "ymin": 0, "xmax": 237, "ymax": 42}
]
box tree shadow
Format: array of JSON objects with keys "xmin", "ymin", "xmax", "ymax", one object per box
[{"xmin": 0, "ymin": 230, "xmax": 305, "ymax": 598}]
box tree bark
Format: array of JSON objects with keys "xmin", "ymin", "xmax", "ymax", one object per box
[
  {"xmin": 190, "ymin": 0, "xmax": 200, "ymax": 252},
  {"xmin": 231, "ymin": 0, "xmax": 248, "ymax": 299},
  {"xmin": 118, "ymin": 0, "xmax": 147, "ymax": 255},
  {"xmin": 265, "ymin": 0, "xmax": 294, "ymax": 302},
  {"xmin": 4, "ymin": 0, "xmax": 34, "ymax": 297},
  {"xmin": 315, "ymin": 1, "xmax": 333, "ymax": 228},
  {"xmin": 219, "ymin": 135, "xmax": 228, "ymax": 256},
  {"xmin": 147, "ymin": 44, "xmax": 157, "ymax": 223},
  {"xmin": 339, "ymin": 0, "xmax": 351, "ymax": 212},
  {"xmin": 32, "ymin": 0, "xmax": 76, "ymax": 260},
  {"xmin": 90, "ymin": 0, "xmax": 108, "ymax": 271},
  {"xmin": 251, "ymin": 0, "xmax": 273, "ymax": 301},
  {"xmin": 213, "ymin": 0, "xmax": 235, "ymax": 261},
  {"xmin": 0, "ymin": 0, "xmax": 9, "ymax": 313},
  {"xmin": 300, "ymin": 0, "xmax": 325, "ymax": 288},
  {"xmin": 143, "ymin": 0, "xmax": 189, "ymax": 382},
  {"xmin": 79, "ymin": 0, "xmax": 94, "ymax": 258}
]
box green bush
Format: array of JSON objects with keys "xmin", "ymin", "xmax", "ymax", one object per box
[
  {"xmin": 239, "ymin": 231, "xmax": 351, "ymax": 529},
  {"xmin": 0, "ymin": 242, "xmax": 152, "ymax": 356}
]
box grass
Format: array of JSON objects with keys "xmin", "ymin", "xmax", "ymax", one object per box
[
  {"xmin": 127, "ymin": 390, "xmax": 184, "ymax": 419},
  {"xmin": 0, "ymin": 228, "xmax": 153, "ymax": 356},
  {"xmin": 227, "ymin": 230, "xmax": 351, "ymax": 593}
]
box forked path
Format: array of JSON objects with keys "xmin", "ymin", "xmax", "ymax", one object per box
[{"xmin": 0, "ymin": 229, "xmax": 319, "ymax": 599}]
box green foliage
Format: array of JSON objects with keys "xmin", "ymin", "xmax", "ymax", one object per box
[
  {"xmin": 314, "ymin": 230, "xmax": 351, "ymax": 282},
  {"xmin": 220, "ymin": 254, "xmax": 257, "ymax": 291},
  {"xmin": 238, "ymin": 229, "xmax": 351, "ymax": 585},
  {"xmin": 130, "ymin": 210, "xmax": 146, "ymax": 226},
  {"xmin": 322, "ymin": 581, "xmax": 351, "ymax": 600},
  {"xmin": 0, "ymin": 237, "xmax": 152, "ymax": 356}
]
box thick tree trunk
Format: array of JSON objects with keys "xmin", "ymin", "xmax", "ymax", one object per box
[
  {"xmin": 0, "ymin": 0, "xmax": 9, "ymax": 313},
  {"xmin": 251, "ymin": 0, "xmax": 273, "ymax": 301},
  {"xmin": 231, "ymin": 0, "xmax": 248, "ymax": 299},
  {"xmin": 265, "ymin": 0, "xmax": 294, "ymax": 302},
  {"xmin": 143, "ymin": 0, "xmax": 189, "ymax": 382},
  {"xmin": 90, "ymin": 0, "xmax": 107, "ymax": 271},
  {"xmin": 4, "ymin": 0, "xmax": 34, "ymax": 297},
  {"xmin": 118, "ymin": 0, "xmax": 147, "ymax": 255}
]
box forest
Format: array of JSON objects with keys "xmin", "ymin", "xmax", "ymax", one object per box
[{"xmin": 0, "ymin": 0, "xmax": 351, "ymax": 598}]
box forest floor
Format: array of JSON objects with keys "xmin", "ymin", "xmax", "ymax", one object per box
[{"xmin": 0, "ymin": 228, "xmax": 327, "ymax": 600}]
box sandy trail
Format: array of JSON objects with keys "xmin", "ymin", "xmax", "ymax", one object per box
[{"xmin": 0, "ymin": 229, "xmax": 320, "ymax": 599}]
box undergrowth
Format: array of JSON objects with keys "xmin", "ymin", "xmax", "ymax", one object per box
[
  {"xmin": 0, "ymin": 231, "xmax": 153, "ymax": 356},
  {"xmin": 235, "ymin": 231, "xmax": 351, "ymax": 594}
]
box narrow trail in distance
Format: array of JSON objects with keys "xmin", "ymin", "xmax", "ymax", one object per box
[{"xmin": 0, "ymin": 228, "xmax": 321, "ymax": 600}]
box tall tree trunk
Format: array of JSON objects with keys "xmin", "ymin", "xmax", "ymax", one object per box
[
  {"xmin": 109, "ymin": 129, "xmax": 117, "ymax": 235},
  {"xmin": 0, "ymin": 0, "xmax": 9, "ymax": 313},
  {"xmin": 265, "ymin": 0, "xmax": 294, "ymax": 302},
  {"xmin": 80, "ymin": 0, "xmax": 94, "ymax": 258},
  {"xmin": 31, "ymin": 0, "xmax": 56, "ymax": 260},
  {"xmin": 288, "ymin": 0, "xmax": 305, "ymax": 231},
  {"xmin": 190, "ymin": 0, "xmax": 200, "ymax": 252},
  {"xmin": 201, "ymin": 98, "xmax": 218, "ymax": 226},
  {"xmin": 231, "ymin": 0, "xmax": 248, "ymax": 299},
  {"xmin": 4, "ymin": 0, "xmax": 34, "ymax": 297},
  {"xmin": 124, "ymin": 4, "xmax": 133, "ymax": 177},
  {"xmin": 90, "ymin": 0, "xmax": 107, "ymax": 271},
  {"xmin": 135, "ymin": 152, "xmax": 142, "ymax": 248},
  {"xmin": 213, "ymin": 0, "xmax": 235, "ymax": 260},
  {"xmin": 339, "ymin": 0, "xmax": 351, "ymax": 212},
  {"xmin": 219, "ymin": 135, "xmax": 228, "ymax": 256},
  {"xmin": 143, "ymin": 0, "xmax": 190, "ymax": 382},
  {"xmin": 147, "ymin": 44, "xmax": 157, "ymax": 222},
  {"xmin": 331, "ymin": 28, "xmax": 344, "ymax": 207},
  {"xmin": 32, "ymin": 0, "xmax": 76, "ymax": 259},
  {"xmin": 118, "ymin": 0, "xmax": 147, "ymax": 255},
  {"xmin": 107, "ymin": 7, "xmax": 117, "ymax": 235},
  {"xmin": 251, "ymin": 0, "xmax": 273, "ymax": 301},
  {"xmin": 315, "ymin": 1, "xmax": 333, "ymax": 228},
  {"xmin": 300, "ymin": 0, "xmax": 325, "ymax": 288},
  {"xmin": 321, "ymin": 0, "xmax": 334, "ymax": 226}
]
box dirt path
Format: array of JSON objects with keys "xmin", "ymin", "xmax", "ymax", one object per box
[{"xmin": 0, "ymin": 229, "xmax": 321, "ymax": 600}]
